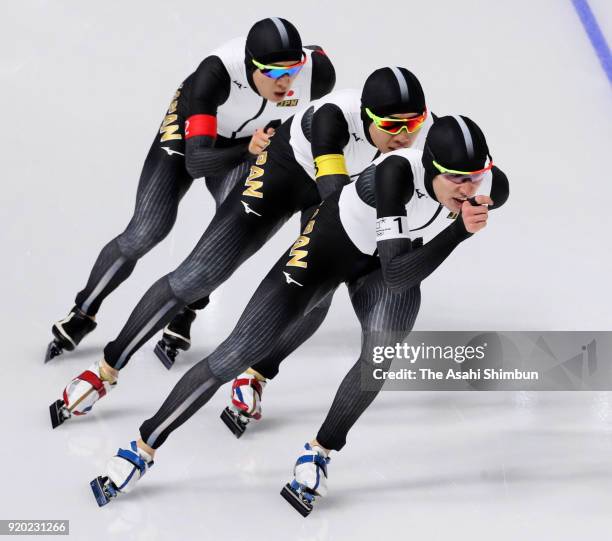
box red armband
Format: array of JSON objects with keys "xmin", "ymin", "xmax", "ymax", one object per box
[{"xmin": 185, "ymin": 114, "xmax": 217, "ymax": 139}]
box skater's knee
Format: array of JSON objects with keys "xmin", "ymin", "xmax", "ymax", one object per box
[
  {"xmin": 189, "ymin": 358, "xmax": 224, "ymax": 387},
  {"xmin": 117, "ymin": 218, "xmax": 174, "ymax": 260},
  {"xmin": 167, "ymin": 262, "xmax": 214, "ymax": 304},
  {"xmin": 208, "ymin": 350, "xmax": 252, "ymax": 383},
  {"xmin": 115, "ymin": 232, "xmax": 154, "ymax": 260},
  {"xmin": 342, "ymin": 354, "xmax": 389, "ymax": 396}
]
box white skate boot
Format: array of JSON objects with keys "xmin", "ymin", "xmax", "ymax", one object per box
[{"xmin": 90, "ymin": 441, "xmax": 154, "ymax": 507}]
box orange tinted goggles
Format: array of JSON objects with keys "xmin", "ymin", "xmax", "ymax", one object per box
[{"xmin": 365, "ymin": 108, "xmax": 428, "ymax": 134}]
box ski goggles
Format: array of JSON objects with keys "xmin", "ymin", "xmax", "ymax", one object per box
[
  {"xmin": 432, "ymin": 155, "xmax": 494, "ymax": 183},
  {"xmin": 251, "ymin": 53, "xmax": 307, "ymax": 79},
  {"xmin": 365, "ymin": 108, "xmax": 428, "ymax": 135}
]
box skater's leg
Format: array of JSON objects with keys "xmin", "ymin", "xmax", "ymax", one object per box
[
  {"xmin": 248, "ymin": 205, "xmax": 334, "ymax": 379},
  {"xmin": 157, "ymin": 159, "xmax": 255, "ymax": 365},
  {"xmin": 75, "ymin": 143, "xmax": 192, "ymax": 317},
  {"xmin": 103, "ymin": 151, "xmax": 315, "ymax": 371},
  {"xmin": 139, "ymin": 253, "xmax": 332, "ymax": 448},
  {"xmin": 176, "ymin": 160, "xmax": 251, "ymax": 349},
  {"xmin": 223, "ymin": 202, "xmax": 328, "ymax": 379},
  {"xmin": 46, "ymin": 142, "xmax": 191, "ymax": 362},
  {"xmin": 103, "ymin": 275, "xmax": 184, "ymax": 370},
  {"xmin": 165, "ymin": 149, "xmax": 249, "ymax": 340},
  {"xmin": 249, "ymin": 291, "xmax": 333, "ymax": 379},
  {"xmin": 158, "ymin": 181, "xmax": 322, "ymax": 366},
  {"xmin": 315, "ymin": 270, "xmax": 421, "ymax": 451},
  {"xmin": 221, "ymin": 196, "xmax": 371, "ymax": 435},
  {"xmin": 50, "ymin": 151, "xmax": 319, "ymax": 424},
  {"xmin": 281, "ymin": 271, "xmax": 420, "ymax": 514},
  {"xmin": 219, "ymin": 299, "xmax": 333, "ymax": 435},
  {"xmin": 139, "ymin": 357, "xmax": 224, "ymax": 449}
]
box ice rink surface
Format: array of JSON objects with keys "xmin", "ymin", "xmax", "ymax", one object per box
[{"xmin": 1, "ymin": 1, "xmax": 611, "ymax": 539}]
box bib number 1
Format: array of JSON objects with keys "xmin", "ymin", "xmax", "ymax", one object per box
[{"xmin": 376, "ymin": 216, "xmax": 409, "ymax": 241}]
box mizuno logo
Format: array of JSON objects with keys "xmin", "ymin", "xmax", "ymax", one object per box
[
  {"xmin": 416, "ymin": 189, "xmax": 426, "ymax": 199},
  {"xmin": 241, "ymin": 201, "xmax": 262, "ymax": 216},
  {"xmin": 351, "ymin": 132, "xmax": 362, "ymax": 142},
  {"xmin": 161, "ymin": 146, "xmax": 184, "ymax": 157},
  {"xmin": 233, "ymin": 80, "xmax": 244, "ymax": 89},
  {"xmin": 283, "ymin": 272, "xmax": 303, "ymax": 286}
]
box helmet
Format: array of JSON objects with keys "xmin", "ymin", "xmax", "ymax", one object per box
[
  {"xmin": 361, "ymin": 67, "xmax": 426, "ymax": 117},
  {"xmin": 245, "ymin": 17, "xmax": 303, "ymax": 67},
  {"xmin": 423, "ymin": 115, "xmax": 489, "ymax": 174}
]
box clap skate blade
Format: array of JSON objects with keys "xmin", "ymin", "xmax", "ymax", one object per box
[
  {"xmin": 220, "ymin": 406, "xmax": 249, "ymax": 438},
  {"xmin": 44, "ymin": 341, "xmax": 64, "ymax": 363},
  {"xmin": 154, "ymin": 340, "xmax": 178, "ymax": 370},
  {"xmin": 281, "ymin": 481, "xmax": 314, "ymax": 517},
  {"xmin": 49, "ymin": 399, "xmax": 70, "ymax": 429},
  {"xmin": 90, "ymin": 476, "xmax": 118, "ymax": 507}
]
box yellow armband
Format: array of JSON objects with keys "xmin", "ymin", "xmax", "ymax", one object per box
[{"xmin": 313, "ymin": 154, "xmax": 348, "ymax": 179}]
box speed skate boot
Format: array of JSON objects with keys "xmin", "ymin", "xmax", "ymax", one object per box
[
  {"xmin": 91, "ymin": 441, "xmax": 154, "ymax": 507},
  {"xmin": 45, "ymin": 307, "xmax": 97, "ymax": 362},
  {"xmin": 281, "ymin": 443, "xmax": 331, "ymax": 517},
  {"xmin": 220, "ymin": 369, "xmax": 266, "ymax": 438},
  {"xmin": 49, "ymin": 359, "xmax": 117, "ymax": 428},
  {"xmin": 154, "ymin": 307, "xmax": 197, "ymax": 369}
]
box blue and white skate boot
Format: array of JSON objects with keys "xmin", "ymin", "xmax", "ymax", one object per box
[
  {"xmin": 281, "ymin": 443, "xmax": 330, "ymax": 517},
  {"xmin": 90, "ymin": 441, "xmax": 154, "ymax": 507}
]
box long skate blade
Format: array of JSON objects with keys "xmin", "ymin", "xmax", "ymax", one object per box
[
  {"xmin": 44, "ymin": 341, "xmax": 63, "ymax": 363},
  {"xmin": 281, "ymin": 483, "xmax": 313, "ymax": 517},
  {"xmin": 90, "ymin": 476, "xmax": 113, "ymax": 507},
  {"xmin": 49, "ymin": 399, "xmax": 68, "ymax": 429},
  {"xmin": 220, "ymin": 407, "xmax": 247, "ymax": 439},
  {"xmin": 154, "ymin": 341, "xmax": 176, "ymax": 370}
]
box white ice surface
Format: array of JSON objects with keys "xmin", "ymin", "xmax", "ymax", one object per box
[{"xmin": 1, "ymin": 1, "xmax": 611, "ymax": 539}]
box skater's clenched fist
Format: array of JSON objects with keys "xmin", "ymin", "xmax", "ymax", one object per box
[
  {"xmin": 461, "ymin": 195, "xmax": 493, "ymax": 234},
  {"xmin": 248, "ymin": 127, "xmax": 276, "ymax": 155}
]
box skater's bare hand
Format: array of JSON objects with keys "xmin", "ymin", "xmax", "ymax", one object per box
[
  {"xmin": 461, "ymin": 195, "xmax": 493, "ymax": 234},
  {"xmin": 248, "ymin": 127, "xmax": 275, "ymax": 155}
]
